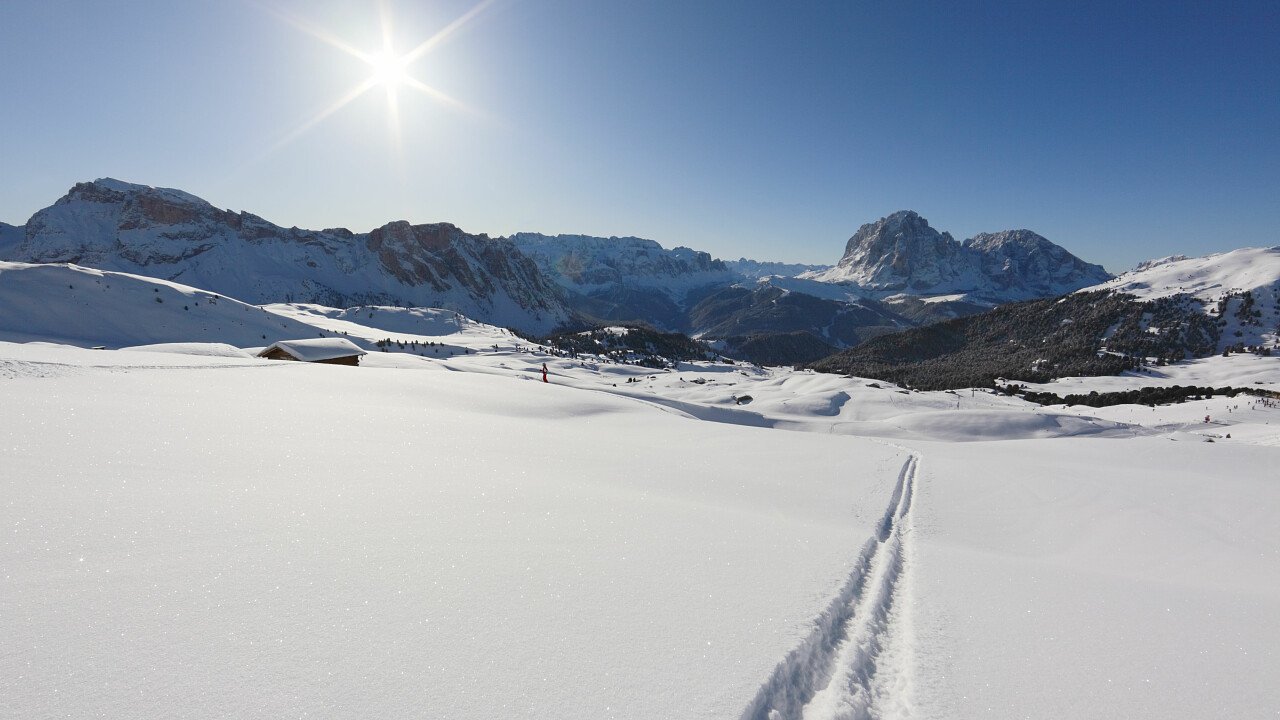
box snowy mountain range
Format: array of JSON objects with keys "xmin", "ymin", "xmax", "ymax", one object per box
[
  {"xmin": 3, "ymin": 179, "xmax": 1127, "ymax": 360},
  {"xmin": 502, "ymin": 214, "xmax": 1112, "ymax": 350},
  {"xmin": 4, "ymin": 229, "xmax": 1277, "ymax": 377}
]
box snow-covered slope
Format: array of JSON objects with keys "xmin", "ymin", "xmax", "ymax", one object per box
[
  {"xmin": 1082, "ymin": 246, "xmax": 1280, "ymax": 349},
  {"xmin": 0, "ymin": 261, "xmax": 326, "ymax": 347},
  {"xmin": 7, "ymin": 179, "xmax": 574, "ymax": 333},
  {"xmin": 1085, "ymin": 246, "xmax": 1280, "ymax": 302},
  {"xmin": 0, "ymin": 259, "xmax": 534, "ymax": 363},
  {"xmin": 264, "ymin": 302, "xmax": 516, "ymax": 356},
  {"xmin": 804, "ymin": 211, "xmax": 1111, "ymax": 300},
  {"xmin": 3, "ymin": 337, "xmax": 1278, "ymax": 719},
  {"xmin": 757, "ymin": 275, "xmax": 866, "ymax": 304},
  {"xmin": 0, "ymin": 341, "xmax": 907, "ymax": 719},
  {"xmin": 2, "ymin": 257, "xmax": 1279, "ymax": 718},
  {"xmin": 269, "ymin": 303, "xmax": 485, "ymax": 338},
  {"xmin": 910, "ymin": 437, "xmax": 1278, "ymax": 719}
]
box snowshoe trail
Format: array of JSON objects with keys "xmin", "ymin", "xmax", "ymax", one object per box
[{"xmin": 741, "ymin": 453, "xmax": 919, "ymax": 720}]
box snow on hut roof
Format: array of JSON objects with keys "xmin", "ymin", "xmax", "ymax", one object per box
[{"xmin": 257, "ymin": 337, "xmax": 367, "ymax": 362}]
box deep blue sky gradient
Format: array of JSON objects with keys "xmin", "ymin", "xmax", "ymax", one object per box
[{"xmin": 1, "ymin": 0, "xmax": 1276, "ymax": 271}]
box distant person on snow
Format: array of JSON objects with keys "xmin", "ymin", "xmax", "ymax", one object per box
[{"xmin": 542, "ymin": 363, "xmax": 549, "ymax": 383}]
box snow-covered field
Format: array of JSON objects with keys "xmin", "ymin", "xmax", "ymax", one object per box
[{"xmin": 3, "ymin": 289, "xmax": 1279, "ymax": 717}]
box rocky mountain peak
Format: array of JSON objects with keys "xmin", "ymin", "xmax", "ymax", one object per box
[
  {"xmin": 805, "ymin": 211, "xmax": 1112, "ymax": 300},
  {"xmin": 63, "ymin": 178, "xmax": 214, "ymax": 215},
  {"xmin": 820, "ymin": 211, "xmax": 967, "ymax": 292},
  {"xmin": 839, "ymin": 211, "xmax": 955, "ymax": 267},
  {"xmin": 369, "ymin": 221, "xmax": 469, "ymax": 254}
]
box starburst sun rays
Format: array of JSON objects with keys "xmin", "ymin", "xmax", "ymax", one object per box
[{"xmin": 258, "ymin": 0, "xmax": 494, "ymax": 156}]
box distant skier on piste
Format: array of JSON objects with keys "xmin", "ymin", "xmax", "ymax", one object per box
[{"xmin": 542, "ymin": 363, "xmax": 549, "ymax": 383}]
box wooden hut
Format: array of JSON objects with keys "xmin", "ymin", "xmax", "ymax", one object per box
[{"xmin": 257, "ymin": 338, "xmax": 367, "ymax": 366}]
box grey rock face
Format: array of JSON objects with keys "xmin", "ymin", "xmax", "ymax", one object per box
[{"xmin": 831, "ymin": 211, "xmax": 973, "ymax": 292}]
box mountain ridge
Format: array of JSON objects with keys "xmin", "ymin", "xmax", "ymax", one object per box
[{"xmin": 8, "ymin": 178, "xmax": 576, "ymax": 334}]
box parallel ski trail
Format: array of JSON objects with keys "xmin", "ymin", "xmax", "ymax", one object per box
[{"xmin": 741, "ymin": 454, "xmax": 918, "ymax": 720}]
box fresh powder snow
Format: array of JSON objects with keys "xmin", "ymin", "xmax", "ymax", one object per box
[{"xmin": 2, "ymin": 267, "xmax": 1278, "ymax": 718}]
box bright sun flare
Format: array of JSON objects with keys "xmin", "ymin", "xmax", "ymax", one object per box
[
  {"xmin": 368, "ymin": 51, "xmax": 410, "ymax": 88},
  {"xmin": 262, "ymin": 0, "xmax": 494, "ymax": 155}
]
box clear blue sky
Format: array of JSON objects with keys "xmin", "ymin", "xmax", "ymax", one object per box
[{"xmin": 2, "ymin": 0, "xmax": 1277, "ymax": 271}]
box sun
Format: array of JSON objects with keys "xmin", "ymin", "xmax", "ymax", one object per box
[
  {"xmin": 368, "ymin": 50, "xmax": 410, "ymax": 89},
  {"xmin": 259, "ymin": 0, "xmax": 495, "ymax": 155}
]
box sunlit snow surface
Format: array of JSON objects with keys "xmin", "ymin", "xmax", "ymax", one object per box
[{"xmin": 2, "ymin": 307, "xmax": 1279, "ymax": 718}]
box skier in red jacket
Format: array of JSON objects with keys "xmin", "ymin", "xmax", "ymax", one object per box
[{"xmin": 542, "ymin": 363, "xmax": 549, "ymax": 383}]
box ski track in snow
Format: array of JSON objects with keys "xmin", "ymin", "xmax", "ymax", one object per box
[{"xmin": 741, "ymin": 454, "xmax": 919, "ymax": 720}]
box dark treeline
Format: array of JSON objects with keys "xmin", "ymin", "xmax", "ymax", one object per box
[
  {"xmin": 1006, "ymin": 384, "xmax": 1273, "ymax": 408},
  {"xmin": 810, "ymin": 291, "xmax": 1226, "ymax": 390},
  {"xmin": 534, "ymin": 325, "xmax": 721, "ymax": 367}
]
